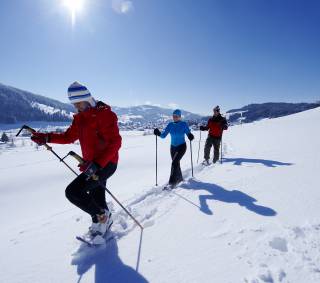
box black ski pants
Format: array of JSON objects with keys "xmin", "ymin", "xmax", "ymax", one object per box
[
  {"xmin": 169, "ymin": 143, "xmax": 187, "ymax": 185},
  {"xmin": 65, "ymin": 162, "xmax": 117, "ymax": 222},
  {"xmin": 204, "ymin": 135, "xmax": 221, "ymax": 163}
]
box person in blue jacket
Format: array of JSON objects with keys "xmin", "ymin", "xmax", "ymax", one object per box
[{"xmin": 154, "ymin": 109, "xmax": 194, "ymax": 188}]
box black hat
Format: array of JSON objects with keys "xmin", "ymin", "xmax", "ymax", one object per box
[{"xmin": 213, "ymin": 105, "xmax": 220, "ymax": 112}]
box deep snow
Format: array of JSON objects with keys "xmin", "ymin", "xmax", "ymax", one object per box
[{"xmin": 0, "ymin": 107, "xmax": 320, "ymax": 283}]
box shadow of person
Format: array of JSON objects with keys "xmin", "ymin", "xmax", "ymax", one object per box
[
  {"xmin": 222, "ymin": 157, "xmax": 293, "ymax": 168},
  {"xmin": 180, "ymin": 179, "xmax": 277, "ymax": 217},
  {"xmin": 71, "ymin": 237, "xmax": 149, "ymax": 283}
]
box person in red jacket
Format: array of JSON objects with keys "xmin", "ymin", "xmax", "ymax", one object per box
[
  {"xmin": 200, "ymin": 105, "xmax": 228, "ymax": 165},
  {"xmin": 31, "ymin": 82, "xmax": 122, "ymax": 244}
]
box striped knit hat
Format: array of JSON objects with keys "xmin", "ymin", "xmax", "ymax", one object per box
[{"xmin": 67, "ymin": 81, "xmax": 96, "ymax": 107}]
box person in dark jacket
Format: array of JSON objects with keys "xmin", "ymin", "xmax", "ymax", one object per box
[
  {"xmin": 31, "ymin": 82, "xmax": 122, "ymax": 244},
  {"xmin": 200, "ymin": 105, "xmax": 228, "ymax": 165},
  {"xmin": 154, "ymin": 109, "xmax": 194, "ymax": 189}
]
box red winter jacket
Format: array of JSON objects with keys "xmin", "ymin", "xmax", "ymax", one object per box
[
  {"xmin": 49, "ymin": 104, "xmax": 122, "ymax": 167},
  {"xmin": 204, "ymin": 114, "xmax": 228, "ymax": 138}
]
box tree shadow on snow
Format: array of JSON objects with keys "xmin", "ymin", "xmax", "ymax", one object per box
[
  {"xmin": 71, "ymin": 237, "xmax": 149, "ymax": 283},
  {"xmin": 222, "ymin": 157, "xmax": 293, "ymax": 168},
  {"xmin": 180, "ymin": 179, "xmax": 277, "ymax": 217}
]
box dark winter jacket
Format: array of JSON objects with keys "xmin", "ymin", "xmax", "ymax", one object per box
[
  {"xmin": 203, "ymin": 114, "xmax": 228, "ymax": 138},
  {"xmin": 49, "ymin": 103, "xmax": 122, "ymax": 167}
]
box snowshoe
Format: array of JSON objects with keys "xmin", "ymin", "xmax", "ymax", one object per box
[
  {"xmin": 77, "ymin": 209, "xmax": 113, "ymax": 247},
  {"xmin": 202, "ymin": 159, "xmax": 211, "ymax": 166}
]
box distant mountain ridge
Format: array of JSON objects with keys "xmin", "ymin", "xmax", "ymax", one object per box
[
  {"xmin": 227, "ymin": 102, "xmax": 320, "ymax": 124},
  {"xmin": 0, "ymin": 83, "xmax": 202, "ymax": 126},
  {"xmin": 114, "ymin": 105, "xmax": 202, "ymax": 125},
  {"xmin": 1, "ymin": 82, "xmax": 319, "ymax": 127},
  {"xmin": 0, "ymin": 83, "xmax": 74, "ymax": 124}
]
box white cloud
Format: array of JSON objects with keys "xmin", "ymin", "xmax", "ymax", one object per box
[
  {"xmin": 112, "ymin": 0, "xmax": 134, "ymax": 14},
  {"xmin": 144, "ymin": 101, "xmax": 161, "ymax": 107},
  {"xmin": 168, "ymin": 103, "xmax": 179, "ymax": 109}
]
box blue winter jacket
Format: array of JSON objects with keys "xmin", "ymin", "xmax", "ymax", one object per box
[{"xmin": 160, "ymin": 121, "xmax": 191, "ymax": 147}]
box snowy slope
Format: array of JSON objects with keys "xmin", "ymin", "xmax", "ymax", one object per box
[{"xmin": 0, "ymin": 108, "xmax": 320, "ymax": 283}]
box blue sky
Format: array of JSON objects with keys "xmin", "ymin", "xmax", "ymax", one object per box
[{"xmin": 0, "ymin": 0, "xmax": 319, "ymax": 114}]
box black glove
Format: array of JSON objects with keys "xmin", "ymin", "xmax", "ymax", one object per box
[
  {"xmin": 199, "ymin": 126, "xmax": 207, "ymax": 131},
  {"xmin": 221, "ymin": 123, "xmax": 228, "ymax": 130},
  {"xmin": 31, "ymin": 132, "xmax": 50, "ymax": 145},
  {"xmin": 83, "ymin": 162, "xmax": 101, "ymax": 180},
  {"xmin": 96, "ymin": 101, "xmax": 107, "ymax": 108},
  {"xmin": 154, "ymin": 128, "xmax": 161, "ymax": 136},
  {"xmin": 187, "ymin": 133, "xmax": 194, "ymax": 141}
]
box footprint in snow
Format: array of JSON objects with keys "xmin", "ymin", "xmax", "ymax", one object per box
[{"xmin": 269, "ymin": 237, "xmax": 288, "ymax": 252}]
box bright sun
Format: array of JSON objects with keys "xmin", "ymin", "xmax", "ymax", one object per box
[
  {"xmin": 63, "ymin": 0, "xmax": 84, "ymax": 12},
  {"xmin": 62, "ymin": 0, "xmax": 84, "ymax": 26}
]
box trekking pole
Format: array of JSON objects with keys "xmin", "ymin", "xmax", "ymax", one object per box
[
  {"xmin": 16, "ymin": 125, "xmax": 78, "ymax": 175},
  {"xmin": 220, "ymin": 136, "xmax": 223, "ymax": 164},
  {"xmin": 197, "ymin": 130, "xmax": 201, "ymax": 164},
  {"xmin": 155, "ymin": 135, "xmax": 158, "ymax": 186},
  {"xmin": 64, "ymin": 151, "xmax": 144, "ymax": 230},
  {"xmin": 17, "ymin": 126, "xmax": 144, "ymax": 230},
  {"xmin": 190, "ymin": 140, "xmax": 194, "ymax": 177}
]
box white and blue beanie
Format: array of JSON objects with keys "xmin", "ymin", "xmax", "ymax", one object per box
[{"xmin": 68, "ymin": 81, "xmax": 96, "ymax": 107}]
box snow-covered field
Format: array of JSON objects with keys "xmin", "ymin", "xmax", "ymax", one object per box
[{"xmin": 0, "ymin": 108, "xmax": 320, "ymax": 283}]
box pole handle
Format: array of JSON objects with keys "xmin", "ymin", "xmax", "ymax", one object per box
[
  {"xmin": 16, "ymin": 125, "xmax": 36, "ymax": 137},
  {"xmin": 68, "ymin": 151, "xmax": 85, "ymax": 164},
  {"xmin": 16, "ymin": 125, "xmax": 53, "ymax": 151}
]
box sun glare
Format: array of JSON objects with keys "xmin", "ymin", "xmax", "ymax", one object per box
[{"xmin": 62, "ymin": 0, "xmax": 84, "ymax": 26}]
